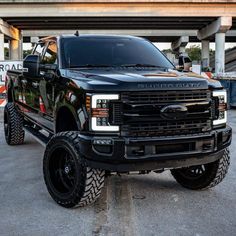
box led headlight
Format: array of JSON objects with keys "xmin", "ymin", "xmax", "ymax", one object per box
[
  {"xmin": 90, "ymin": 94, "xmax": 119, "ymax": 131},
  {"xmin": 213, "ymin": 90, "xmax": 227, "ymax": 126}
]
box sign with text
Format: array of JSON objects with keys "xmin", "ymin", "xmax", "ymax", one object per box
[{"xmin": 0, "ymin": 61, "xmax": 23, "ymax": 85}]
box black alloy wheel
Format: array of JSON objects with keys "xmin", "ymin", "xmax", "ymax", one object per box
[
  {"xmin": 43, "ymin": 132, "xmax": 105, "ymax": 208},
  {"xmin": 48, "ymin": 147, "xmax": 77, "ymax": 195}
]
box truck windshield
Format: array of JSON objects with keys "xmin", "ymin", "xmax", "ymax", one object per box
[{"xmin": 61, "ymin": 37, "xmax": 174, "ymax": 69}]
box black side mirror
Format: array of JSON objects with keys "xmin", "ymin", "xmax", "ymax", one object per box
[{"xmin": 23, "ymin": 54, "xmax": 40, "ymax": 77}]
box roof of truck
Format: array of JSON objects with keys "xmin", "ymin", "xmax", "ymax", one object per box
[{"xmin": 39, "ymin": 34, "xmax": 145, "ymax": 42}]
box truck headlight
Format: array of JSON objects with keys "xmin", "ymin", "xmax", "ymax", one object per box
[
  {"xmin": 87, "ymin": 94, "xmax": 119, "ymax": 131},
  {"xmin": 213, "ymin": 90, "xmax": 227, "ymax": 126}
]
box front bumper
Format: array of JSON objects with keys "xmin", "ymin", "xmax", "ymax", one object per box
[{"xmin": 79, "ymin": 126, "xmax": 232, "ymax": 172}]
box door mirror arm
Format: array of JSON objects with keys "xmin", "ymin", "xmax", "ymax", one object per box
[
  {"xmin": 44, "ymin": 72, "xmax": 56, "ymax": 81},
  {"xmin": 40, "ymin": 64, "xmax": 57, "ymax": 71},
  {"xmin": 40, "ymin": 64, "xmax": 58, "ymax": 81}
]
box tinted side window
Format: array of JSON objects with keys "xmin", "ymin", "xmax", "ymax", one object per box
[{"xmin": 42, "ymin": 42, "xmax": 58, "ymax": 64}]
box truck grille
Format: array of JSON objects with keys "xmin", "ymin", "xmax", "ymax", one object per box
[
  {"xmin": 121, "ymin": 90, "xmax": 211, "ymax": 103},
  {"xmin": 111, "ymin": 90, "xmax": 213, "ymax": 137}
]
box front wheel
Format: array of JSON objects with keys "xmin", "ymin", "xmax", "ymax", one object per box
[
  {"xmin": 43, "ymin": 131, "xmax": 105, "ymax": 208},
  {"xmin": 171, "ymin": 148, "xmax": 230, "ymax": 190}
]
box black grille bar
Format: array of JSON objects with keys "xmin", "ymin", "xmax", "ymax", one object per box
[
  {"xmin": 121, "ymin": 120, "xmax": 212, "ymax": 137},
  {"xmin": 121, "ymin": 90, "xmax": 211, "ymax": 104}
]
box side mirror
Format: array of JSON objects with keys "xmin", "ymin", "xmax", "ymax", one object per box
[{"xmin": 23, "ymin": 54, "xmax": 40, "ymax": 77}]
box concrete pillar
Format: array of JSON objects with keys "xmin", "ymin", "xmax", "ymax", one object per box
[
  {"xmin": 179, "ymin": 46, "xmax": 186, "ymax": 54},
  {"xmin": 0, "ymin": 33, "xmax": 4, "ymax": 60},
  {"xmin": 19, "ymin": 35, "xmax": 23, "ymax": 60},
  {"xmin": 171, "ymin": 36, "xmax": 189, "ymax": 55},
  {"xmin": 215, "ymin": 33, "xmax": 225, "ymax": 75},
  {"xmin": 201, "ymin": 40, "xmax": 210, "ymax": 69},
  {"xmin": 9, "ymin": 39, "xmax": 21, "ymax": 60},
  {"xmin": 9, "ymin": 31, "xmax": 23, "ymax": 60}
]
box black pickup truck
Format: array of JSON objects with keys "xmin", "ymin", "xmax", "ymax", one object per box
[{"xmin": 4, "ymin": 34, "xmax": 231, "ymax": 208}]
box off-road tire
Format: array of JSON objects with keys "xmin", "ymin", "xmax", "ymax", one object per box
[
  {"xmin": 4, "ymin": 102, "xmax": 25, "ymax": 145},
  {"xmin": 43, "ymin": 131, "xmax": 105, "ymax": 208},
  {"xmin": 171, "ymin": 148, "xmax": 230, "ymax": 190}
]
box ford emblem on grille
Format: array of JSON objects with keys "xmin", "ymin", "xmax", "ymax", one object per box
[{"xmin": 160, "ymin": 105, "xmax": 188, "ymax": 120}]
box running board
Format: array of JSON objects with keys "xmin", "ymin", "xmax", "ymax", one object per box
[{"xmin": 24, "ymin": 125, "xmax": 51, "ymax": 147}]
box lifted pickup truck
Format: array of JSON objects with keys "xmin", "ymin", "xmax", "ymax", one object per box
[{"xmin": 4, "ymin": 34, "xmax": 231, "ymax": 208}]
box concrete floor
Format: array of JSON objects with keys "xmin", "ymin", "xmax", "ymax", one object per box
[{"xmin": 0, "ymin": 109, "xmax": 236, "ymax": 236}]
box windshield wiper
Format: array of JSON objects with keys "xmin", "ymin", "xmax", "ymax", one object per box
[
  {"xmin": 70, "ymin": 64, "xmax": 111, "ymax": 68},
  {"xmin": 119, "ymin": 63, "xmax": 167, "ymax": 69}
]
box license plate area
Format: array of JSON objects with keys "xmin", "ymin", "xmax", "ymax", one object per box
[{"xmin": 125, "ymin": 136, "xmax": 215, "ymax": 159}]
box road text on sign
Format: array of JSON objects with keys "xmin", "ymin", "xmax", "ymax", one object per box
[{"xmin": 0, "ymin": 61, "xmax": 23, "ymax": 84}]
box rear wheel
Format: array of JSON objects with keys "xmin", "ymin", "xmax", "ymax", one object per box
[
  {"xmin": 171, "ymin": 148, "xmax": 230, "ymax": 190},
  {"xmin": 4, "ymin": 102, "xmax": 25, "ymax": 145},
  {"xmin": 43, "ymin": 131, "xmax": 105, "ymax": 208}
]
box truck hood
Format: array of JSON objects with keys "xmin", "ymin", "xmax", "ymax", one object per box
[{"xmin": 63, "ymin": 68, "xmax": 222, "ymax": 92}]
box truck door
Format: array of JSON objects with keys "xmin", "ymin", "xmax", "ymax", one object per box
[
  {"xmin": 21, "ymin": 42, "xmax": 46, "ymax": 122},
  {"xmin": 21, "ymin": 41, "xmax": 57, "ymax": 132},
  {"xmin": 37, "ymin": 41, "xmax": 58, "ymax": 131}
]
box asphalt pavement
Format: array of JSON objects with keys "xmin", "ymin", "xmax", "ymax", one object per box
[{"xmin": 0, "ymin": 109, "xmax": 235, "ymax": 236}]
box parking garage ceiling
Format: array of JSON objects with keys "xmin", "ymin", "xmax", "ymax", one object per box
[
  {"xmin": 3, "ymin": 17, "xmax": 218, "ymax": 30},
  {"xmin": 2, "ymin": 16, "xmax": 235, "ymax": 42}
]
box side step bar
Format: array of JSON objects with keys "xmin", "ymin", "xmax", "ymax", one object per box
[{"xmin": 24, "ymin": 125, "xmax": 51, "ymax": 147}]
